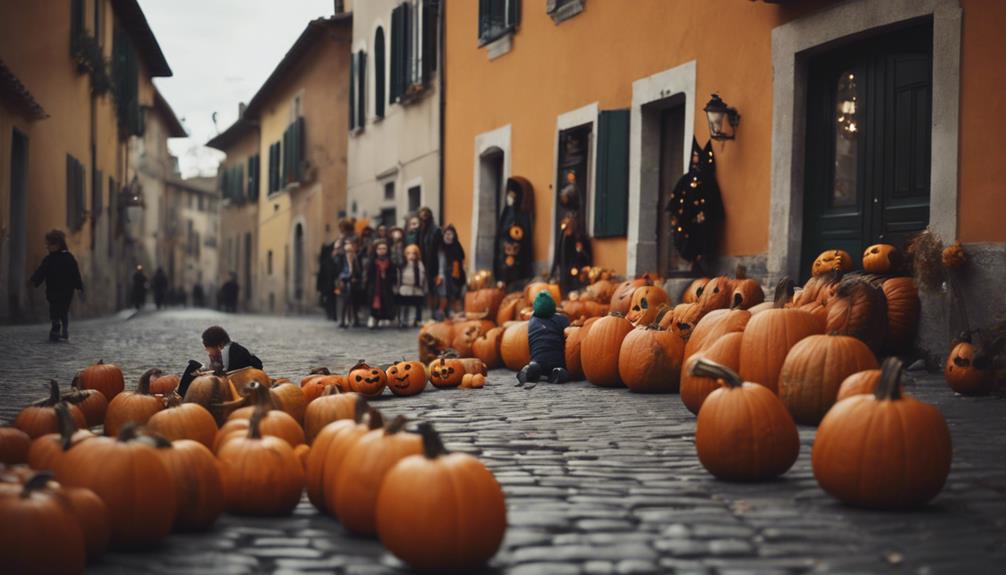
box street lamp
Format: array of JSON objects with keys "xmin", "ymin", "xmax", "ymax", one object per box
[{"xmin": 703, "ymin": 93, "xmax": 741, "ymax": 141}]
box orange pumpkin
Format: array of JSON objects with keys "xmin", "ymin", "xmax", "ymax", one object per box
[
  {"xmin": 182, "ymin": 374, "xmax": 242, "ymax": 425},
  {"xmin": 386, "ymin": 360, "xmax": 427, "ymax": 397},
  {"xmin": 0, "ymin": 427, "xmax": 30, "ymax": 465},
  {"xmin": 375, "ymin": 423, "xmax": 506, "ymax": 573},
  {"xmin": 625, "ymin": 285, "xmax": 669, "ymax": 326},
  {"xmin": 881, "ymin": 277, "xmax": 920, "ymax": 353},
  {"xmin": 564, "ymin": 318, "xmax": 598, "ymax": 381},
  {"xmin": 301, "ymin": 368, "xmax": 344, "ymax": 403},
  {"xmin": 428, "ymin": 356, "xmax": 465, "ymax": 389},
  {"xmin": 464, "ymin": 287, "xmax": 505, "ymax": 318},
  {"xmin": 460, "ymin": 373, "xmax": 487, "ymax": 389},
  {"xmin": 662, "ymin": 302, "xmax": 704, "ymax": 338},
  {"xmin": 813, "ymin": 358, "xmax": 952, "ymax": 508},
  {"xmin": 146, "ymin": 400, "xmax": 218, "ymax": 449},
  {"xmin": 690, "ymin": 358, "xmax": 800, "ymax": 481},
  {"xmin": 944, "ymin": 338, "xmax": 992, "ymax": 395},
  {"xmin": 499, "ymin": 321, "xmax": 531, "ymax": 371},
  {"xmin": 697, "ymin": 276, "xmax": 733, "ymax": 314},
  {"xmin": 811, "ymin": 249, "xmax": 853, "ymax": 277},
  {"xmin": 451, "ymin": 324, "xmax": 481, "ymax": 358},
  {"xmin": 347, "ymin": 361, "xmax": 388, "ymax": 397},
  {"xmin": 610, "ymin": 277, "xmax": 652, "ymax": 315},
  {"xmin": 825, "ymin": 277, "xmax": 887, "ymax": 353},
  {"xmin": 63, "ymin": 378, "xmax": 108, "ymax": 429},
  {"xmin": 862, "ymin": 243, "xmax": 899, "ymax": 274},
  {"xmin": 220, "ymin": 383, "xmax": 305, "ymax": 450},
  {"xmin": 26, "ymin": 402, "xmax": 95, "ymax": 471},
  {"xmin": 581, "ymin": 314, "xmax": 634, "ymax": 387},
  {"xmin": 225, "ymin": 367, "xmax": 271, "ymax": 398},
  {"xmin": 75, "ymin": 359, "xmax": 125, "ymax": 401},
  {"xmin": 730, "ymin": 266, "xmax": 764, "ymax": 310},
  {"xmin": 306, "ymin": 402, "xmax": 379, "ymax": 513},
  {"xmin": 681, "ymin": 277, "xmax": 709, "ymax": 304},
  {"xmin": 14, "ymin": 381, "xmax": 88, "ymax": 439},
  {"xmin": 0, "ymin": 473, "xmax": 88, "ymax": 573},
  {"xmin": 149, "ymin": 373, "xmax": 180, "ymax": 396},
  {"xmin": 524, "ymin": 282, "xmax": 561, "ymax": 307},
  {"xmin": 472, "ymin": 326, "xmax": 504, "ymax": 369},
  {"xmin": 778, "ymin": 334, "xmax": 879, "ymax": 425},
  {"xmin": 268, "ymin": 381, "xmax": 307, "ymax": 424},
  {"xmin": 155, "ymin": 438, "xmax": 225, "ymax": 531},
  {"xmin": 835, "ymin": 369, "xmax": 883, "ymax": 402},
  {"xmin": 104, "ymin": 369, "xmax": 165, "ymax": 437},
  {"xmin": 304, "ymin": 387, "xmax": 362, "ymax": 443},
  {"xmin": 495, "ymin": 292, "xmax": 524, "ymax": 325},
  {"xmin": 682, "ymin": 308, "xmax": 751, "ymax": 368},
  {"xmin": 681, "ymin": 332, "xmax": 744, "ymax": 415},
  {"xmin": 618, "ymin": 325, "xmax": 685, "ymax": 393}
]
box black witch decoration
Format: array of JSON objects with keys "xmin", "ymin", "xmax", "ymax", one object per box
[
  {"xmin": 494, "ymin": 176, "xmax": 535, "ymax": 290},
  {"xmin": 552, "ymin": 215, "xmax": 592, "ymax": 295},
  {"xmin": 667, "ymin": 138, "xmax": 725, "ymax": 273}
]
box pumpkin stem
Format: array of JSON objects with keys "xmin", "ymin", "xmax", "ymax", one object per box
[
  {"xmin": 650, "ymin": 304, "xmax": 672, "ymax": 329},
  {"xmin": 875, "ymin": 357, "xmax": 904, "ymax": 401},
  {"xmin": 117, "ymin": 422, "xmax": 142, "ymax": 443},
  {"xmin": 137, "ymin": 431, "xmax": 173, "ymax": 449},
  {"xmin": 773, "ymin": 278, "xmax": 795, "ymax": 309},
  {"xmin": 45, "ymin": 379, "xmax": 60, "ymax": 406},
  {"xmin": 55, "ymin": 402, "xmax": 78, "ymax": 451},
  {"xmin": 366, "ymin": 408, "xmax": 385, "ymax": 430},
  {"xmin": 22, "ymin": 471, "xmax": 54, "ymax": 498},
  {"xmin": 609, "ymin": 311, "xmax": 626, "ymax": 318},
  {"xmin": 164, "ymin": 391, "xmax": 183, "ymax": 408},
  {"xmin": 138, "ymin": 368, "xmax": 161, "ymax": 395},
  {"xmin": 246, "ymin": 381, "xmax": 273, "ymax": 410},
  {"xmin": 384, "ymin": 415, "xmax": 408, "ymax": 435},
  {"xmin": 418, "ymin": 422, "xmax": 449, "ymax": 459},
  {"xmin": 309, "ymin": 367, "xmax": 331, "ymax": 376},
  {"xmin": 689, "ymin": 358, "xmax": 744, "ymax": 388},
  {"xmin": 247, "ymin": 405, "xmax": 265, "ymax": 440},
  {"xmin": 735, "ymin": 264, "xmax": 747, "ymax": 280},
  {"xmin": 353, "ymin": 396, "xmax": 370, "ymax": 422},
  {"xmin": 350, "ymin": 360, "xmax": 369, "ymax": 371},
  {"xmin": 70, "ymin": 374, "xmax": 82, "ymax": 391}
]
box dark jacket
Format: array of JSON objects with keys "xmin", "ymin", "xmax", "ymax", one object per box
[
  {"xmin": 528, "ymin": 313, "xmax": 570, "ymax": 371},
  {"xmin": 228, "ymin": 341, "xmax": 263, "ymax": 371},
  {"xmin": 367, "ymin": 256, "xmax": 398, "ymax": 320},
  {"xmin": 30, "ymin": 250, "xmax": 84, "ymax": 302}
]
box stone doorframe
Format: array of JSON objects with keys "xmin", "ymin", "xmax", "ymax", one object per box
[
  {"xmin": 768, "ymin": 0, "xmax": 962, "ymax": 282},
  {"xmin": 626, "ymin": 60, "xmax": 696, "ymax": 277},
  {"xmin": 471, "ymin": 124, "xmax": 511, "ymax": 274}
]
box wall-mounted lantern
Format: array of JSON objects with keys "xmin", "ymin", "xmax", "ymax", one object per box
[{"xmin": 703, "ymin": 93, "xmax": 741, "ymax": 141}]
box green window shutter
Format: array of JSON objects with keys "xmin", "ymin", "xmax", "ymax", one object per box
[
  {"xmin": 390, "ymin": 7, "xmax": 401, "ymax": 102},
  {"xmin": 349, "ymin": 52, "xmax": 356, "ymax": 130},
  {"xmin": 70, "ymin": 0, "xmax": 84, "ymax": 53},
  {"xmin": 375, "ymin": 27, "xmax": 386, "ymax": 117},
  {"xmin": 357, "ymin": 51, "xmax": 367, "ymax": 128},
  {"xmin": 508, "ymin": 0, "xmax": 521, "ymax": 29},
  {"xmin": 280, "ymin": 133, "xmax": 288, "ymax": 187},
  {"xmin": 421, "ymin": 0, "xmax": 438, "ymax": 80},
  {"xmin": 594, "ymin": 109, "xmax": 630, "ymax": 237},
  {"xmin": 401, "ymin": 4, "xmax": 411, "ymax": 86},
  {"xmin": 478, "ymin": 0, "xmax": 491, "ymax": 40},
  {"xmin": 295, "ymin": 116, "xmax": 306, "ymax": 181}
]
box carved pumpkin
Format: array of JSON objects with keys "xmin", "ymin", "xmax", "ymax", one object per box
[
  {"xmin": 610, "ymin": 277, "xmax": 652, "ymax": 315},
  {"xmin": 104, "ymin": 369, "xmax": 165, "ymax": 437},
  {"xmin": 730, "ymin": 266, "xmax": 764, "ymax": 310},
  {"xmin": 306, "ymin": 403, "xmax": 379, "ymax": 513},
  {"xmin": 460, "ymin": 373, "xmax": 487, "ymax": 389},
  {"xmin": 0, "ymin": 427, "xmax": 30, "ymax": 465},
  {"xmin": 625, "ymin": 285, "xmax": 669, "ymax": 326},
  {"xmin": 681, "ymin": 278, "xmax": 709, "ymax": 304},
  {"xmin": 217, "ymin": 408, "xmax": 305, "ymax": 516},
  {"xmin": 811, "ymin": 249, "xmax": 853, "ymax": 277},
  {"xmin": 944, "ymin": 338, "xmax": 992, "ymax": 395},
  {"xmin": 375, "ymin": 423, "xmax": 506, "ymax": 573},
  {"xmin": 472, "ymin": 326, "xmax": 504, "ymax": 369},
  {"xmin": 301, "ymin": 368, "xmax": 345, "ymax": 403},
  {"xmin": 663, "ymin": 302, "xmax": 704, "ymax": 337},
  {"xmin": 304, "ymin": 387, "xmax": 362, "ymax": 443},
  {"xmin": 451, "ymin": 324, "xmax": 481, "ymax": 358},
  {"xmin": 813, "ymin": 358, "xmax": 952, "ymax": 508},
  {"xmin": 75, "ymin": 359, "xmax": 125, "ymax": 401},
  {"xmin": 681, "ymin": 332, "xmax": 744, "ymax": 415},
  {"xmin": 881, "ymin": 277, "xmax": 920, "ymax": 353},
  {"xmin": 26, "ymin": 403, "xmax": 94, "ymax": 471},
  {"xmin": 835, "ymin": 369, "xmax": 883, "ymax": 402},
  {"xmin": 618, "ymin": 325, "xmax": 685, "ymax": 393},
  {"xmin": 739, "ymin": 279, "xmax": 826, "ymax": 394},
  {"xmin": 55, "ymin": 425, "xmax": 178, "ymax": 548},
  {"xmin": 347, "ymin": 361, "xmax": 388, "ymax": 397},
  {"xmin": 428, "ymin": 357, "xmax": 465, "ymax": 389},
  {"xmin": 690, "ymin": 358, "xmax": 800, "ymax": 481},
  {"xmin": 14, "ymin": 381, "xmax": 88, "ymax": 439},
  {"xmin": 63, "ymin": 378, "xmax": 108, "ymax": 428},
  {"xmin": 862, "ymin": 243, "xmax": 899, "ymax": 274},
  {"xmin": 825, "ymin": 277, "xmax": 887, "ymax": 353},
  {"xmin": 581, "ymin": 314, "xmax": 634, "ymax": 387},
  {"xmin": 386, "ymin": 361, "xmax": 427, "ymax": 397},
  {"xmin": 147, "ymin": 400, "xmax": 218, "ymax": 449},
  {"xmin": 500, "ymin": 321, "xmax": 531, "ymax": 371},
  {"xmin": 418, "ymin": 321, "xmax": 454, "ymax": 363},
  {"xmin": 333, "ymin": 415, "xmax": 422, "ymax": 535},
  {"xmin": 778, "ymin": 334, "xmax": 879, "ymax": 425},
  {"xmin": 182, "ymin": 374, "xmax": 242, "ymax": 425},
  {"xmin": 155, "ymin": 438, "xmax": 224, "ymax": 531},
  {"xmin": 697, "ymin": 276, "xmax": 733, "ymax": 314},
  {"xmin": 0, "ymin": 473, "xmax": 88, "ymax": 573}
]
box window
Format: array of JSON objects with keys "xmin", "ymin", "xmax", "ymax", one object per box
[
  {"xmin": 478, "ymin": 0, "xmax": 520, "ymax": 45},
  {"xmin": 374, "ymin": 27, "xmax": 386, "ymax": 119},
  {"xmin": 349, "ymin": 50, "xmax": 367, "ymax": 130},
  {"xmin": 408, "ymin": 185, "xmax": 421, "ymax": 213},
  {"xmin": 247, "ymin": 154, "xmax": 260, "ymax": 201},
  {"xmin": 384, "ymin": 181, "xmax": 395, "ymax": 200},
  {"xmin": 93, "ymin": 0, "xmax": 104, "ymax": 47},
  {"xmin": 282, "ymin": 117, "xmax": 306, "ymax": 185},
  {"xmin": 267, "ymin": 250, "xmax": 273, "ymax": 275},
  {"xmin": 546, "ymin": 0, "xmax": 584, "ymax": 24},
  {"xmin": 594, "ymin": 109, "xmax": 630, "ymax": 237},
  {"xmin": 380, "ymin": 208, "xmax": 397, "ymax": 228},
  {"xmin": 391, "ymin": 0, "xmax": 438, "ymax": 104},
  {"xmin": 65, "ymin": 155, "xmax": 85, "ymax": 231},
  {"xmin": 268, "ymin": 141, "xmax": 282, "ymax": 193}
]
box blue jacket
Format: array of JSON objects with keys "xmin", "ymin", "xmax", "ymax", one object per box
[{"xmin": 528, "ymin": 313, "xmax": 570, "ymax": 371}]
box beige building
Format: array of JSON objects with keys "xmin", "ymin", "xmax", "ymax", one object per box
[
  {"xmin": 162, "ymin": 176, "xmax": 218, "ymax": 304},
  {"xmin": 346, "ymin": 0, "xmax": 442, "ymax": 230},
  {"xmin": 0, "ymin": 0, "xmax": 178, "ymax": 321}
]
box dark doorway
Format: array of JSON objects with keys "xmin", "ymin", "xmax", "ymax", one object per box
[
  {"xmin": 802, "ymin": 20, "xmax": 933, "ymax": 279},
  {"xmin": 407, "ymin": 185, "xmax": 421, "ymax": 214},
  {"xmin": 380, "ymin": 207, "xmax": 397, "ymax": 228},
  {"xmin": 293, "ymin": 224, "xmax": 304, "ymax": 300},
  {"xmin": 475, "ymin": 148, "xmax": 504, "ymax": 271},
  {"xmin": 555, "ymin": 124, "xmax": 591, "ymax": 250},
  {"xmin": 656, "ymin": 104, "xmax": 686, "ymax": 278},
  {"xmin": 243, "ymin": 232, "xmax": 252, "ymax": 302},
  {"xmin": 7, "ymin": 129, "xmax": 28, "ymax": 318}
]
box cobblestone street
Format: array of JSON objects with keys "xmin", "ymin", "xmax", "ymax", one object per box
[{"xmin": 1, "ymin": 309, "xmax": 1005, "ymax": 575}]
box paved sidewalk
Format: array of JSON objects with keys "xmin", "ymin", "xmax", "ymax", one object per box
[{"xmin": 1, "ymin": 309, "xmax": 1004, "ymax": 574}]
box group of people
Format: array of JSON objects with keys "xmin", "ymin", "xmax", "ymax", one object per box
[
  {"xmin": 130, "ymin": 266, "xmax": 209, "ymax": 310},
  {"xmin": 316, "ymin": 207, "xmax": 467, "ymax": 328}
]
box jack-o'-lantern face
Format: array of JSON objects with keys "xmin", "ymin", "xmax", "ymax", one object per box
[
  {"xmin": 812, "ymin": 249, "xmax": 853, "ymax": 277},
  {"xmin": 348, "ymin": 362, "xmax": 387, "ymax": 397},
  {"xmin": 427, "ymin": 357, "xmax": 464, "ymax": 389},
  {"xmin": 385, "ymin": 361, "xmax": 426, "ymax": 397},
  {"xmin": 509, "ymin": 225, "xmax": 524, "ymax": 241},
  {"xmin": 625, "ymin": 285, "xmax": 668, "ymax": 326},
  {"xmin": 944, "ymin": 340, "xmax": 991, "ymax": 395},
  {"xmin": 862, "ymin": 244, "xmax": 897, "ymax": 274}
]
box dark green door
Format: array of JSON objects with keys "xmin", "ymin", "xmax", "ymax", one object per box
[{"xmin": 802, "ymin": 21, "xmax": 933, "ymax": 279}]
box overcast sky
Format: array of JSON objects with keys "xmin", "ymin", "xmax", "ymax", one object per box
[{"xmin": 139, "ymin": 0, "xmax": 337, "ymax": 178}]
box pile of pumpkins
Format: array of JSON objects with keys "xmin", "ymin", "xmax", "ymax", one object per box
[{"xmin": 0, "ymin": 359, "xmax": 506, "ymax": 574}]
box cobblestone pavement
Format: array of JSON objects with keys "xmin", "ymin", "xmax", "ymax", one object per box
[{"xmin": 1, "ymin": 309, "xmax": 1005, "ymax": 575}]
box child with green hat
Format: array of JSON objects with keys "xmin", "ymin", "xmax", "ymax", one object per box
[{"xmin": 517, "ymin": 290, "xmax": 571, "ymax": 386}]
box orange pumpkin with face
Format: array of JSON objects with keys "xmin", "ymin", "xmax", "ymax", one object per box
[
  {"xmin": 862, "ymin": 244, "xmax": 899, "ymax": 274},
  {"xmin": 347, "ymin": 362, "xmax": 387, "ymax": 398},
  {"xmin": 811, "ymin": 249, "xmax": 853, "ymax": 277},
  {"xmin": 625, "ymin": 285, "xmax": 669, "ymax": 326},
  {"xmin": 385, "ymin": 361, "xmax": 427, "ymax": 397},
  {"xmin": 427, "ymin": 357, "xmax": 465, "ymax": 389}
]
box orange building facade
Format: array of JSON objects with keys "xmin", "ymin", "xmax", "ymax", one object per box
[{"xmin": 442, "ymin": 0, "xmax": 1006, "ymax": 355}]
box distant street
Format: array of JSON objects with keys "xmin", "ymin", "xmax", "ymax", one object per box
[{"xmin": 1, "ymin": 310, "xmax": 1005, "ymax": 574}]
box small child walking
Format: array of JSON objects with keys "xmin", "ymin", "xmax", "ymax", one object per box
[
  {"xmin": 29, "ymin": 229, "xmax": 84, "ymax": 342},
  {"xmin": 435, "ymin": 224, "xmax": 466, "ymax": 319},
  {"xmin": 397, "ymin": 244, "xmax": 427, "ymax": 327},
  {"xmin": 517, "ymin": 291, "xmax": 570, "ymax": 387},
  {"xmin": 366, "ymin": 240, "xmax": 397, "ymax": 328}
]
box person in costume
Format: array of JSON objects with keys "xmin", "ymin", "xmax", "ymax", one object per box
[
  {"xmin": 494, "ymin": 176, "xmax": 534, "ymax": 290},
  {"xmin": 666, "ymin": 138, "xmax": 725, "ymax": 274}
]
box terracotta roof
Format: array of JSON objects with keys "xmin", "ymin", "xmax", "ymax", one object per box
[
  {"xmin": 243, "ymin": 14, "xmax": 352, "ymax": 118},
  {"xmin": 0, "ymin": 60, "xmax": 47, "ymax": 120},
  {"xmin": 111, "ymin": 0, "xmax": 172, "ymax": 77}
]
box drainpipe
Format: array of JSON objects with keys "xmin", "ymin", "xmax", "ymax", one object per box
[{"xmin": 437, "ymin": 0, "xmax": 446, "ymax": 222}]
